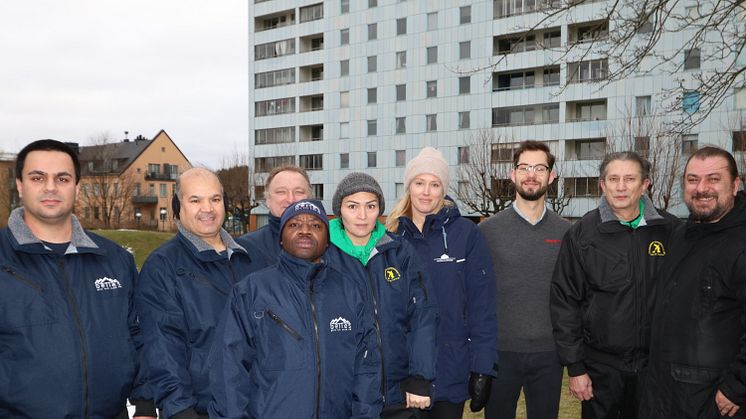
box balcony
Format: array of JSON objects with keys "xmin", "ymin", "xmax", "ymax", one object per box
[
  {"xmin": 145, "ymin": 172, "xmax": 178, "ymax": 181},
  {"xmin": 132, "ymin": 195, "xmax": 158, "ymax": 205}
]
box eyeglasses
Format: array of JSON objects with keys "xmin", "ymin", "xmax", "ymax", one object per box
[{"xmin": 515, "ymin": 164, "xmax": 550, "ymax": 174}]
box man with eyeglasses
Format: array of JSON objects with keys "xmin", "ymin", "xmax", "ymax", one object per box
[
  {"xmin": 550, "ymin": 151, "xmax": 678, "ymax": 419},
  {"xmin": 479, "ymin": 141, "xmax": 571, "ymax": 419}
]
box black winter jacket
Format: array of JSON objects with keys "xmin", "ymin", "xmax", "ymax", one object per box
[{"xmin": 550, "ymin": 196, "xmax": 678, "ymax": 376}]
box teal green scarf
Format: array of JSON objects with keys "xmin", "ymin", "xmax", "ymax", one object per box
[
  {"xmin": 619, "ymin": 199, "xmax": 645, "ymax": 229},
  {"xmin": 329, "ymin": 218, "xmax": 386, "ymax": 266}
]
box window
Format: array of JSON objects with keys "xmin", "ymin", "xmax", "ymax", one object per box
[
  {"xmin": 684, "ymin": 48, "xmax": 701, "ymax": 70},
  {"xmin": 458, "ymin": 146, "xmax": 470, "ymax": 164},
  {"xmin": 369, "ymin": 0, "xmax": 377, "ymax": 7},
  {"xmin": 396, "ymin": 117, "xmax": 406, "ymax": 134},
  {"xmin": 563, "ymin": 177, "xmax": 601, "ymax": 197},
  {"xmin": 368, "ymin": 55, "xmax": 377, "ymax": 72},
  {"xmin": 459, "ymin": 76, "xmax": 471, "ymax": 94},
  {"xmin": 395, "ymin": 150, "xmax": 406, "ymax": 167},
  {"xmin": 636, "ymin": 96, "xmax": 652, "ymax": 116},
  {"xmin": 255, "ymin": 97, "xmax": 295, "ymax": 116},
  {"xmin": 567, "ymin": 138, "xmax": 606, "ymax": 160},
  {"xmin": 397, "ymin": 18, "xmax": 407, "ymax": 35},
  {"xmin": 148, "ymin": 163, "xmax": 161, "ymax": 174},
  {"xmin": 340, "ymin": 122, "xmax": 349, "ymax": 138},
  {"xmin": 682, "ymin": 134, "xmax": 698, "ymax": 154},
  {"xmin": 542, "ymin": 30, "xmax": 561, "ymax": 48},
  {"xmin": 340, "ymin": 59, "xmax": 349, "ymax": 76},
  {"xmin": 396, "ymin": 51, "xmax": 407, "ymax": 68},
  {"xmin": 634, "ymin": 136, "xmax": 650, "ymax": 157},
  {"xmin": 255, "ymin": 127, "xmax": 295, "ymax": 145},
  {"xmin": 160, "ymin": 184, "xmax": 167, "ymax": 198},
  {"xmin": 255, "ymin": 68, "xmax": 295, "ymax": 88},
  {"xmin": 340, "ymin": 91, "xmax": 349, "ymax": 108},
  {"xmin": 427, "ymin": 12, "xmax": 438, "ymax": 30},
  {"xmin": 368, "ymin": 23, "xmax": 378, "ymax": 40},
  {"xmin": 395, "ymin": 183, "xmax": 405, "ymax": 198},
  {"xmin": 134, "ymin": 183, "xmax": 141, "ymax": 196},
  {"xmin": 426, "ymin": 114, "xmax": 437, "ymax": 132},
  {"xmin": 567, "ymin": 59, "xmax": 608, "ymax": 83},
  {"xmin": 255, "ymin": 156, "xmax": 295, "ymax": 173},
  {"xmin": 494, "ymin": 69, "xmax": 535, "ymax": 91},
  {"xmin": 736, "ymin": 87, "xmax": 746, "ymax": 109},
  {"xmin": 543, "ymin": 67, "xmax": 560, "ymax": 86},
  {"xmin": 460, "ymin": 41, "xmax": 471, "ymax": 59},
  {"xmin": 367, "ymin": 88, "xmax": 377, "ymax": 104},
  {"xmin": 340, "ymin": 28, "xmax": 349, "ymax": 45},
  {"xmin": 493, "ymin": 0, "xmax": 550, "ymax": 18},
  {"xmin": 341, "ymin": 0, "xmax": 349, "ymax": 14},
  {"xmin": 256, "ymin": 10, "xmax": 295, "ymax": 32},
  {"xmin": 495, "ymin": 33, "xmax": 536, "ymax": 54},
  {"xmin": 491, "ymin": 143, "xmax": 520, "ymax": 162},
  {"xmin": 255, "ymin": 38, "xmax": 295, "ymax": 60},
  {"xmin": 427, "ymin": 46, "xmax": 438, "ymax": 64},
  {"xmin": 492, "ymin": 103, "xmax": 559, "ymax": 126},
  {"xmin": 300, "ymin": 124, "xmax": 323, "ymax": 141},
  {"xmin": 574, "ymin": 21, "xmax": 609, "ymax": 44},
  {"xmin": 396, "ymin": 84, "xmax": 406, "ymax": 101},
  {"xmin": 299, "ymin": 3, "xmax": 323, "ymax": 23},
  {"xmin": 426, "ymin": 80, "xmax": 437, "ymax": 98},
  {"xmin": 299, "ymin": 154, "xmax": 324, "ymax": 170},
  {"xmin": 340, "ymin": 153, "xmax": 349, "ymax": 169},
  {"xmin": 367, "ymin": 119, "xmax": 377, "ymax": 136},
  {"xmin": 460, "ymin": 6, "xmax": 471, "ymax": 24},
  {"xmin": 459, "ymin": 111, "xmax": 471, "ymax": 129},
  {"xmin": 312, "ymin": 184, "xmax": 324, "ymax": 199},
  {"xmin": 570, "ymin": 100, "xmax": 607, "ymax": 121},
  {"xmin": 683, "ymin": 91, "xmax": 700, "ymax": 113},
  {"xmin": 733, "ymin": 131, "xmax": 746, "ymax": 152},
  {"xmin": 148, "ymin": 184, "xmax": 154, "ymax": 196},
  {"xmin": 367, "ymin": 152, "xmax": 377, "ymax": 168}
]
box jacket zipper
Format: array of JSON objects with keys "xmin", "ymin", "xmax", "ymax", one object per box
[
  {"xmin": 58, "ymin": 258, "xmax": 90, "ymax": 419},
  {"xmin": 309, "ymin": 275, "xmax": 322, "ymax": 419},
  {"xmin": 266, "ymin": 309, "xmax": 303, "ymax": 341},
  {"xmin": 2, "ymin": 266, "xmax": 45, "ymax": 293},
  {"xmin": 417, "ymin": 272, "xmax": 429, "ymax": 302},
  {"xmin": 366, "ymin": 269, "xmax": 387, "ymax": 403}
]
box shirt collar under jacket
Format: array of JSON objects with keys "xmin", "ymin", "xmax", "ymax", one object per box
[
  {"xmin": 176, "ymin": 220, "xmax": 247, "ymax": 260},
  {"xmin": 598, "ymin": 194, "xmax": 662, "ymax": 227},
  {"xmin": 512, "ymin": 201, "xmax": 547, "ymax": 225},
  {"xmin": 8, "ymin": 207, "xmax": 99, "ymax": 254}
]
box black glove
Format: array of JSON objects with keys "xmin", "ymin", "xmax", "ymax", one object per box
[{"xmin": 468, "ymin": 372, "xmax": 492, "ymax": 412}]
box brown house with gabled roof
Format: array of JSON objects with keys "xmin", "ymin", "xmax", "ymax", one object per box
[{"xmin": 75, "ymin": 130, "xmax": 191, "ymax": 230}]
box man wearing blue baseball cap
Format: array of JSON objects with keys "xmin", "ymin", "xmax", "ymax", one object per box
[{"xmin": 209, "ymin": 199, "xmax": 383, "ymax": 419}]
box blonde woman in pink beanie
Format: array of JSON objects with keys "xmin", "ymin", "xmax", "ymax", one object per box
[{"xmin": 386, "ymin": 147, "xmax": 498, "ymax": 419}]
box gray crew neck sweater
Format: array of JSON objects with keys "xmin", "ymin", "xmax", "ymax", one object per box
[{"xmin": 479, "ymin": 206, "xmax": 571, "ymax": 352}]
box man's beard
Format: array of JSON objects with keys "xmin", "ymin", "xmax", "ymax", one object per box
[
  {"xmin": 516, "ymin": 183, "xmax": 548, "ymax": 201},
  {"xmin": 685, "ymin": 192, "xmax": 730, "ymax": 223}
]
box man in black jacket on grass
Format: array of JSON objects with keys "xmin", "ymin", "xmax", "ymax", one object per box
[{"xmin": 643, "ymin": 146, "xmax": 746, "ymax": 418}]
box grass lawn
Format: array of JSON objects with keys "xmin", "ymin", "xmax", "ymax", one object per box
[
  {"xmin": 463, "ymin": 372, "xmax": 580, "ymax": 419},
  {"xmin": 93, "ymin": 229, "xmax": 174, "ymax": 269}
]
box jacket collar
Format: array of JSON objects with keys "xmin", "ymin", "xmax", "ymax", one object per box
[
  {"xmin": 598, "ymin": 194, "xmax": 663, "ymax": 226},
  {"xmin": 176, "ymin": 221, "xmax": 249, "ymax": 262},
  {"xmin": 277, "ymin": 249, "xmax": 325, "ymax": 287},
  {"xmin": 685, "ymin": 190, "xmax": 746, "ymax": 238},
  {"xmin": 8, "ymin": 207, "xmax": 101, "ymax": 255},
  {"xmin": 400, "ymin": 197, "xmax": 461, "ymax": 236}
]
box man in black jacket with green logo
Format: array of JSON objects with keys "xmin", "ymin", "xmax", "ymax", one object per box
[{"xmin": 643, "ymin": 146, "xmax": 746, "ymax": 418}]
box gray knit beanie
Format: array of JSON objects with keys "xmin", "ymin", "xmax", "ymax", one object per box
[
  {"xmin": 404, "ymin": 147, "xmax": 450, "ymax": 192},
  {"xmin": 332, "ymin": 172, "xmax": 385, "ymax": 216}
]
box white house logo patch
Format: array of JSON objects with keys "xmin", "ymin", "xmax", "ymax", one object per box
[
  {"xmin": 294, "ymin": 201, "xmax": 322, "ymax": 215},
  {"xmin": 329, "ymin": 317, "xmax": 352, "ymax": 332},
  {"xmin": 95, "ymin": 277, "xmax": 122, "ymax": 291}
]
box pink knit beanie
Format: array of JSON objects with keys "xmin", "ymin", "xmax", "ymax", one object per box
[{"xmin": 404, "ymin": 147, "xmax": 450, "ymax": 192}]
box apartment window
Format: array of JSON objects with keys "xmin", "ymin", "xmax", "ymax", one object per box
[
  {"xmin": 495, "ymin": 33, "xmax": 536, "ymax": 54},
  {"xmin": 396, "ymin": 84, "xmax": 406, "ymax": 101},
  {"xmin": 256, "ymin": 11, "xmax": 295, "ymax": 32},
  {"xmin": 368, "ymin": 55, "xmax": 377, "ymax": 72},
  {"xmin": 459, "ymin": 41, "xmax": 471, "ymax": 59},
  {"xmin": 395, "ymin": 150, "xmax": 406, "ymax": 167},
  {"xmin": 368, "ymin": 23, "xmax": 378, "ymax": 40},
  {"xmin": 491, "ymin": 143, "xmax": 520, "ymax": 162},
  {"xmin": 340, "ymin": 28, "xmax": 349, "ymax": 45},
  {"xmin": 255, "ymin": 38, "xmax": 295, "ymax": 60},
  {"xmin": 255, "ymin": 68, "xmax": 295, "ymax": 88},
  {"xmin": 636, "ymin": 96, "xmax": 652, "ymax": 116},
  {"xmin": 396, "ymin": 117, "xmax": 406, "ymax": 134},
  {"xmin": 367, "ymin": 88, "xmax": 377, "ymax": 104},
  {"xmin": 427, "ymin": 46, "xmax": 438, "ymax": 64},
  {"xmin": 341, "ymin": 0, "xmax": 349, "ymax": 14},
  {"xmin": 340, "ymin": 59, "xmax": 350, "ymax": 76},
  {"xmin": 368, "ymin": 119, "xmax": 378, "ymax": 136},
  {"xmin": 459, "ymin": 111, "xmax": 471, "ymax": 129},
  {"xmin": 395, "ymin": 183, "xmax": 405, "ymax": 199},
  {"xmin": 367, "ymin": 152, "xmax": 377, "ymax": 168},
  {"xmin": 732, "ymin": 131, "xmax": 746, "ymax": 152},
  {"xmin": 574, "ymin": 21, "xmax": 609, "ymax": 44},
  {"xmin": 495, "ymin": 69, "xmax": 535, "ymax": 91},
  {"xmin": 397, "ymin": 18, "xmax": 407, "ymax": 35},
  {"xmin": 543, "ymin": 66, "xmax": 560, "ymax": 86},
  {"xmin": 460, "ymin": 6, "xmax": 471, "ymax": 24},
  {"xmin": 340, "ymin": 91, "xmax": 349, "ymax": 108},
  {"xmin": 684, "ymin": 48, "xmax": 701, "ymax": 70},
  {"xmin": 299, "ymin": 3, "xmax": 323, "ymax": 23},
  {"xmin": 683, "ymin": 91, "xmax": 700, "ymax": 113},
  {"xmin": 568, "ymin": 138, "xmax": 606, "ymax": 160},
  {"xmin": 426, "ymin": 114, "xmax": 437, "ymax": 132},
  {"xmin": 299, "ymin": 154, "xmax": 324, "ymax": 170},
  {"xmin": 563, "ymin": 177, "xmax": 601, "ymax": 197},
  {"xmin": 681, "ymin": 134, "xmax": 699, "ymax": 154},
  {"xmin": 426, "ymin": 80, "xmax": 437, "ymax": 98},
  {"xmin": 458, "ymin": 146, "xmax": 470, "ymax": 164},
  {"xmin": 568, "ymin": 59, "xmax": 608, "ymax": 83},
  {"xmin": 396, "ymin": 51, "xmax": 407, "ymax": 68},
  {"xmin": 427, "ymin": 12, "xmax": 438, "ymax": 30},
  {"xmin": 369, "ymin": 0, "xmax": 377, "ymax": 7},
  {"xmin": 340, "ymin": 153, "xmax": 349, "ymax": 169},
  {"xmin": 255, "ymin": 156, "xmax": 296, "ymax": 173},
  {"xmin": 571, "ymin": 100, "xmax": 607, "ymax": 121},
  {"xmin": 160, "ymin": 184, "xmax": 167, "ymax": 198},
  {"xmin": 255, "ymin": 126, "xmax": 295, "ymax": 145},
  {"xmin": 312, "ymin": 184, "xmax": 324, "ymax": 199},
  {"xmin": 542, "ymin": 30, "xmax": 561, "ymax": 48},
  {"xmin": 300, "ymin": 124, "xmax": 323, "ymax": 142},
  {"xmin": 340, "ymin": 122, "xmax": 349, "ymax": 138},
  {"xmin": 459, "ymin": 76, "xmax": 471, "ymax": 94},
  {"xmin": 492, "ymin": 103, "xmax": 559, "ymax": 126},
  {"xmin": 255, "ymin": 97, "xmax": 295, "ymax": 116},
  {"xmin": 494, "ymin": 0, "xmax": 550, "ymax": 18}
]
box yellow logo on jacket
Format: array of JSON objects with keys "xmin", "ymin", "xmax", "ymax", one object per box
[
  {"xmin": 384, "ymin": 267, "xmax": 401, "ymax": 283},
  {"xmin": 648, "ymin": 241, "xmax": 666, "ymax": 256}
]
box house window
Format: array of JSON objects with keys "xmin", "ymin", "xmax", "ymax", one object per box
[
  {"xmin": 367, "ymin": 152, "xmax": 377, "ymax": 168},
  {"xmin": 396, "ymin": 117, "xmax": 406, "ymax": 134},
  {"xmin": 426, "ymin": 80, "xmax": 437, "ymax": 98},
  {"xmin": 367, "ymin": 120, "xmax": 377, "ymax": 136},
  {"xmin": 427, "ymin": 12, "xmax": 438, "ymax": 30},
  {"xmin": 458, "ymin": 111, "xmax": 470, "ymax": 129},
  {"xmin": 340, "ymin": 59, "xmax": 349, "ymax": 76},
  {"xmin": 340, "ymin": 153, "xmax": 350, "ymax": 168},
  {"xmin": 340, "ymin": 91, "xmax": 349, "ymax": 108},
  {"xmin": 683, "ymin": 91, "xmax": 700, "ymax": 113},
  {"xmin": 340, "ymin": 122, "xmax": 349, "ymax": 138},
  {"xmin": 148, "ymin": 163, "xmax": 160, "ymax": 174},
  {"xmin": 367, "ymin": 88, "xmax": 377, "ymax": 104},
  {"xmin": 340, "ymin": 28, "xmax": 349, "ymax": 45},
  {"xmin": 458, "ymin": 146, "xmax": 470, "ymax": 164},
  {"xmin": 368, "ymin": 23, "xmax": 378, "ymax": 40},
  {"xmin": 396, "ymin": 84, "xmax": 406, "ymax": 101},
  {"xmin": 395, "ymin": 150, "xmax": 406, "ymax": 167},
  {"xmin": 426, "ymin": 114, "xmax": 437, "ymax": 132},
  {"xmin": 299, "ymin": 154, "xmax": 324, "ymax": 170},
  {"xmin": 426, "ymin": 46, "xmax": 438, "ymax": 64},
  {"xmin": 684, "ymin": 48, "xmax": 701, "ymax": 70},
  {"xmin": 681, "ymin": 134, "xmax": 698, "ymax": 154},
  {"xmin": 460, "ymin": 6, "xmax": 471, "ymax": 24},
  {"xmin": 367, "ymin": 55, "xmax": 377, "ymax": 72},
  {"xmin": 459, "ymin": 41, "xmax": 471, "ymax": 59},
  {"xmin": 636, "ymin": 96, "xmax": 652, "ymax": 116},
  {"xmin": 396, "ymin": 51, "xmax": 407, "ymax": 68},
  {"xmin": 397, "ymin": 18, "xmax": 407, "ymax": 35},
  {"xmin": 459, "ymin": 76, "xmax": 470, "ymax": 94}
]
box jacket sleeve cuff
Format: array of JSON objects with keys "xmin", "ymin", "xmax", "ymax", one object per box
[
  {"xmin": 171, "ymin": 407, "xmax": 202, "ymax": 419},
  {"xmin": 471, "ymin": 355, "xmax": 499, "ymax": 377},
  {"xmin": 131, "ymin": 399, "xmax": 157, "ymax": 417},
  {"xmin": 567, "ymin": 362, "xmax": 587, "ymax": 377},
  {"xmin": 400, "ymin": 375, "xmax": 432, "ymax": 397}
]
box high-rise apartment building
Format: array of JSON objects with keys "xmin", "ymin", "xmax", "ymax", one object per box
[{"xmin": 248, "ymin": 0, "xmax": 746, "ymax": 221}]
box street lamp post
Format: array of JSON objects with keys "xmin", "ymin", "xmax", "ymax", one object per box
[
  {"xmin": 135, "ymin": 211, "xmax": 142, "ymax": 230},
  {"xmin": 160, "ymin": 208, "xmax": 167, "ymax": 232}
]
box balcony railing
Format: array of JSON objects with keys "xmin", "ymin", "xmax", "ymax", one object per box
[
  {"xmin": 132, "ymin": 195, "xmax": 158, "ymax": 204},
  {"xmin": 145, "ymin": 172, "xmax": 178, "ymax": 181}
]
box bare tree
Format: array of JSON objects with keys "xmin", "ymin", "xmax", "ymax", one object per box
[
  {"xmin": 217, "ymin": 151, "xmax": 259, "ymax": 234},
  {"xmin": 547, "ymin": 160, "xmax": 573, "ymax": 216}
]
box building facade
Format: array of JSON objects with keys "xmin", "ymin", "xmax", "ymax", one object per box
[
  {"xmin": 0, "ymin": 153, "xmax": 19, "ymax": 228},
  {"xmin": 248, "ymin": 0, "xmax": 746, "ymax": 220}
]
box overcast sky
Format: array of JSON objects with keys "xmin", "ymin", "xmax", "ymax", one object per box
[{"xmin": 0, "ymin": 0, "xmax": 249, "ymax": 169}]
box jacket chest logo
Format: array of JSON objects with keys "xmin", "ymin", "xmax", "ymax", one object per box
[
  {"xmin": 648, "ymin": 241, "xmax": 666, "ymax": 256},
  {"xmin": 384, "ymin": 267, "xmax": 401, "ymax": 283},
  {"xmin": 330, "ymin": 317, "xmax": 352, "ymax": 332},
  {"xmin": 95, "ymin": 276, "xmax": 122, "ymax": 291}
]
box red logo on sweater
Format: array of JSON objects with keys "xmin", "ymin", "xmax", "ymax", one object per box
[{"xmin": 544, "ymin": 239, "xmax": 561, "ymax": 244}]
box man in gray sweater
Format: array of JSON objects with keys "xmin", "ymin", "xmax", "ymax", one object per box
[{"xmin": 479, "ymin": 141, "xmax": 571, "ymax": 419}]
